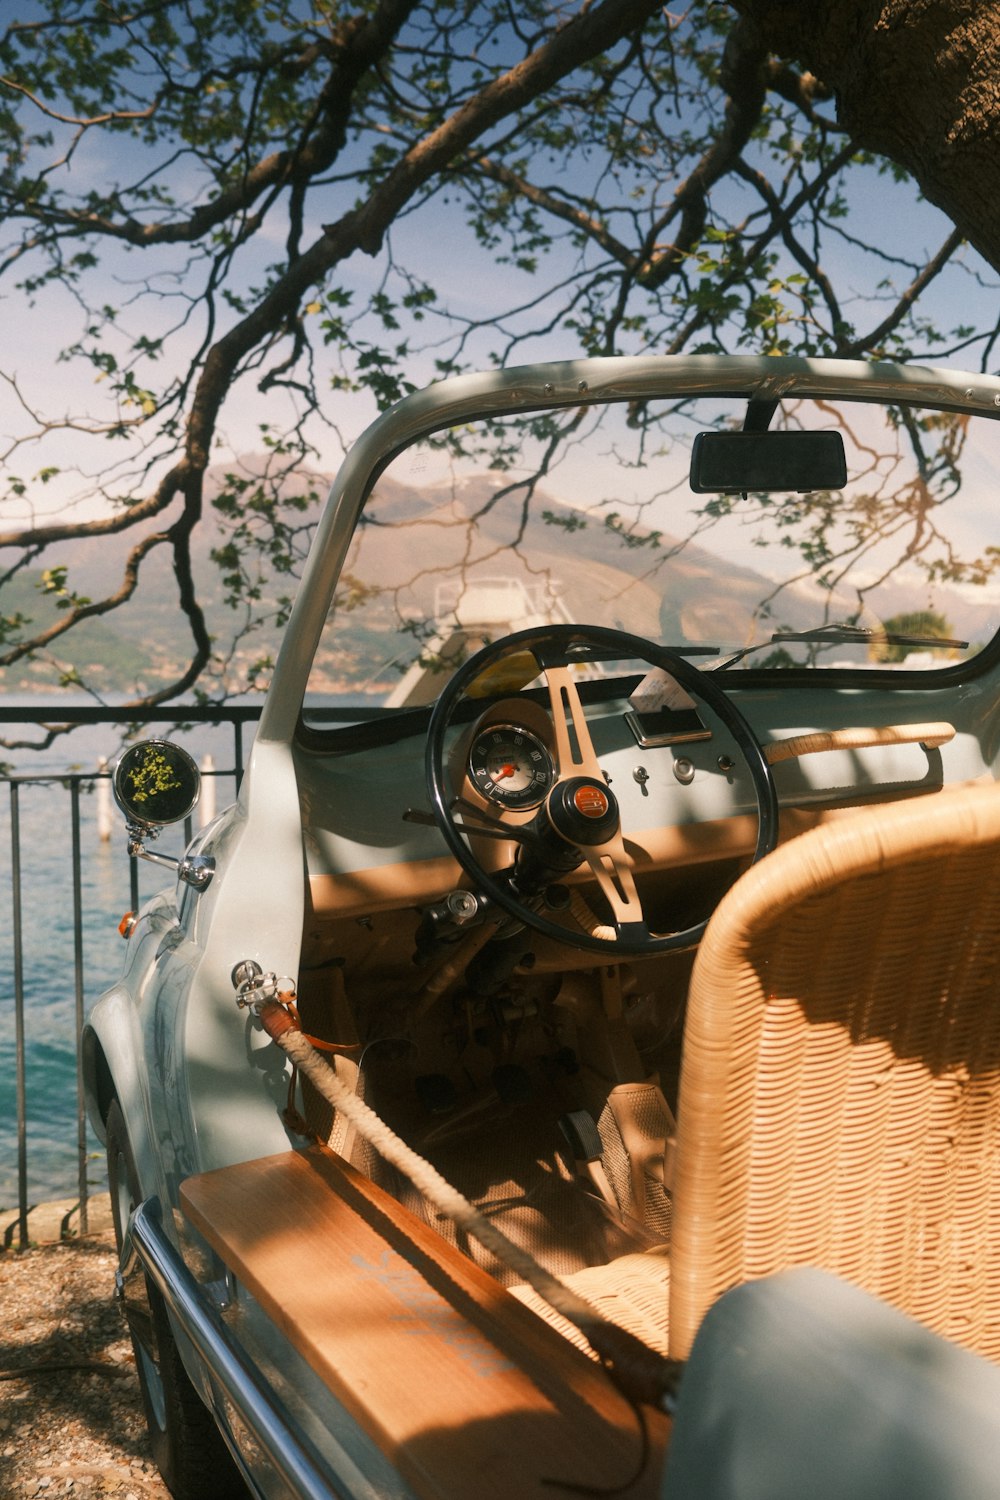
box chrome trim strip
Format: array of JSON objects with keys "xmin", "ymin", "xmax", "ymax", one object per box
[{"xmin": 128, "ymin": 1198, "xmax": 351, "ymax": 1500}]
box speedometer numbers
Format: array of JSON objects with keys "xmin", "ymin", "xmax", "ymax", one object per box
[{"xmin": 468, "ymin": 724, "xmax": 554, "ymax": 810}]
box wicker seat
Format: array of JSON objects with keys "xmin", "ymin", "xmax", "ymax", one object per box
[{"xmin": 523, "ymin": 782, "xmax": 1000, "ymax": 1364}]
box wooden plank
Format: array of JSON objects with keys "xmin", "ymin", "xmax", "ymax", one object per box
[{"xmin": 181, "ymin": 1145, "xmax": 669, "ymax": 1500}]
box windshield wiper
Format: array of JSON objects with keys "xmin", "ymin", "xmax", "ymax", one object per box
[{"xmin": 714, "ymin": 622, "xmax": 969, "ymax": 670}]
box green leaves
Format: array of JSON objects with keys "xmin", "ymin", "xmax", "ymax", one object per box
[
  {"xmin": 604, "ymin": 512, "xmax": 662, "ymax": 550},
  {"xmin": 38, "ymin": 566, "xmax": 91, "ymax": 611}
]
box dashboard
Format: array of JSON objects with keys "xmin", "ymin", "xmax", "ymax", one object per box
[{"xmin": 295, "ymin": 682, "xmax": 986, "ymax": 934}]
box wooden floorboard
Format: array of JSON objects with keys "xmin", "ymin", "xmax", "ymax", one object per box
[{"xmin": 181, "ymin": 1145, "xmax": 670, "ymax": 1500}]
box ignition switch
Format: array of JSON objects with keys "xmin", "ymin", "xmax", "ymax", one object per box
[{"xmin": 413, "ymin": 889, "xmax": 487, "ymax": 963}]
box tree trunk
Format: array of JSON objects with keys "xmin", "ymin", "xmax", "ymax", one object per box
[{"xmin": 730, "ymin": 1, "xmax": 1000, "ymax": 272}]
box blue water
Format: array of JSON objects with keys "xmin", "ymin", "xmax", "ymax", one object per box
[{"xmin": 0, "ymin": 713, "xmax": 256, "ymax": 1210}]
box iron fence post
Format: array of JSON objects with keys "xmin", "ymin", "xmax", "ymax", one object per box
[
  {"xmin": 70, "ymin": 779, "xmax": 89, "ymax": 1235},
  {"xmin": 11, "ymin": 782, "xmax": 28, "ymax": 1251}
]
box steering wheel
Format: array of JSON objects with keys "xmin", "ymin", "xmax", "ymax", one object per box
[{"xmin": 425, "ymin": 624, "xmax": 778, "ymax": 957}]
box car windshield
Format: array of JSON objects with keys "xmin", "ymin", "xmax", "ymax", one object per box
[{"xmin": 302, "ymin": 393, "xmax": 1000, "ymax": 720}]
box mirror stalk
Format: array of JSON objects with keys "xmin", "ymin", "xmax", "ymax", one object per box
[{"xmin": 125, "ymin": 825, "xmax": 216, "ymax": 889}]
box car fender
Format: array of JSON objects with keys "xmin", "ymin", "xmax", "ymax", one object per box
[{"xmin": 83, "ymin": 986, "xmax": 168, "ymax": 1212}]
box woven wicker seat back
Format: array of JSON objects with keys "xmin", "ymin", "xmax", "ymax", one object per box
[{"xmin": 671, "ymin": 781, "xmax": 1000, "ymax": 1360}]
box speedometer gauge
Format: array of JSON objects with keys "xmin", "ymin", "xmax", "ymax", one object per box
[{"xmin": 468, "ymin": 724, "xmax": 554, "ymax": 810}]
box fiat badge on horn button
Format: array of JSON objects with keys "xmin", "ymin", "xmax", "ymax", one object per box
[{"xmin": 574, "ymin": 784, "xmax": 610, "ymax": 819}]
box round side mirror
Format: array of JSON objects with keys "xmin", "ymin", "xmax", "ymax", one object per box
[{"xmin": 113, "ymin": 739, "xmax": 201, "ymax": 830}]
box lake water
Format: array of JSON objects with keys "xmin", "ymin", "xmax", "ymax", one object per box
[{"xmin": 0, "ymin": 712, "xmax": 258, "ymax": 1211}]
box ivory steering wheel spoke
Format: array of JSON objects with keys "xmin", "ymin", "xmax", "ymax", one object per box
[
  {"xmin": 580, "ymin": 834, "xmax": 646, "ymax": 933},
  {"xmin": 544, "ymin": 664, "xmax": 605, "ymax": 782},
  {"xmin": 545, "ymin": 663, "xmax": 648, "ymax": 934}
]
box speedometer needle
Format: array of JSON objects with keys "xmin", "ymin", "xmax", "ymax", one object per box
[{"xmin": 497, "ymin": 764, "xmax": 516, "ymax": 779}]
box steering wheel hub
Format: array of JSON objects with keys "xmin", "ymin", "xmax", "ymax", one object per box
[{"xmin": 547, "ymin": 777, "xmax": 619, "ymax": 845}]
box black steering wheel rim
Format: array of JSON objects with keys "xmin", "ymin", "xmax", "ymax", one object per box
[{"xmin": 425, "ymin": 623, "xmax": 778, "ymax": 956}]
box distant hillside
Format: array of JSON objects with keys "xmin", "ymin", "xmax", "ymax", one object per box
[
  {"xmin": 2, "ymin": 460, "xmax": 995, "ymax": 697},
  {"xmin": 0, "ymin": 455, "xmax": 333, "ymax": 697}
]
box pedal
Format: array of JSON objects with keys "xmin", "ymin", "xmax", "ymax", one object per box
[{"xmin": 559, "ymin": 1110, "xmax": 619, "ymax": 1212}]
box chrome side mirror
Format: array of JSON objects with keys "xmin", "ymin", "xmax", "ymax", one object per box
[{"xmin": 112, "ymin": 739, "xmax": 215, "ymax": 890}]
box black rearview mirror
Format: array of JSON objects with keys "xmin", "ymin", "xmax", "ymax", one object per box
[{"xmin": 690, "ymin": 430, "xmax": 848, "ymax": 494}]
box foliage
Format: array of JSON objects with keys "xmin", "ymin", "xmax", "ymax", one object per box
[
  {"xmin": 0, "ymin": 0, "xmax": 995, "ymax": 737},
  {"xmin": 870, "ymin": 610, "xmax": 958, "ymax": 663},
  {"xmin": 120, "ymin": 745, "xmax": 183, "ymax": 806}
]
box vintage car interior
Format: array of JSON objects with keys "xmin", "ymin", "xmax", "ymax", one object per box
[{"xmin": 91, "ymin": 358, "xmax": 1000, "ymax": 1500}]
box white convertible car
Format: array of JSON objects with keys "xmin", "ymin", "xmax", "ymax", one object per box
[{"xmin": 84, "ymin": 356, "xmax": 1000, "ymax": 1500}]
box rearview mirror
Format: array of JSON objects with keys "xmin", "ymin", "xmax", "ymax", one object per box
[
  {"xmin": 690, "ymin": 430, "xmax": 848, "ymax": 494},
  {"xmin": 113, "ymin": 739, "xmax": 201, "ymax": 828},
  {"xmin": 112, "ymin": 739, "xmax": 214, "ymax": 890}
]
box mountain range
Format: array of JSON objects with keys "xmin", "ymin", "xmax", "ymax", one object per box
[{"xmin": 1, "ymin": 462, "xmax": 995, "ymax": 699}]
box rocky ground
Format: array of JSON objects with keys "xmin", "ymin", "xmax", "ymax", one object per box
[{"xmin": 0, "ymin": 1204, "xmax": 171, "ymax": 1499}]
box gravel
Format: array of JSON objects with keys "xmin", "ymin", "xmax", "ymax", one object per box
[{"xmin": 0, "ymin": 1230, "xmax": 171, "ymax": 1499}]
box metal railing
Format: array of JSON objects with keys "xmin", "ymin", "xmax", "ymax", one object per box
[{"xmin": 1, "ymin": 704, "xmax": 264, "ymax": 1251}]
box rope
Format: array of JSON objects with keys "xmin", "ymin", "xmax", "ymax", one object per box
[{"xmin": 257, "ymin": 996, "xmax": 681, "ymax": 1411}]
